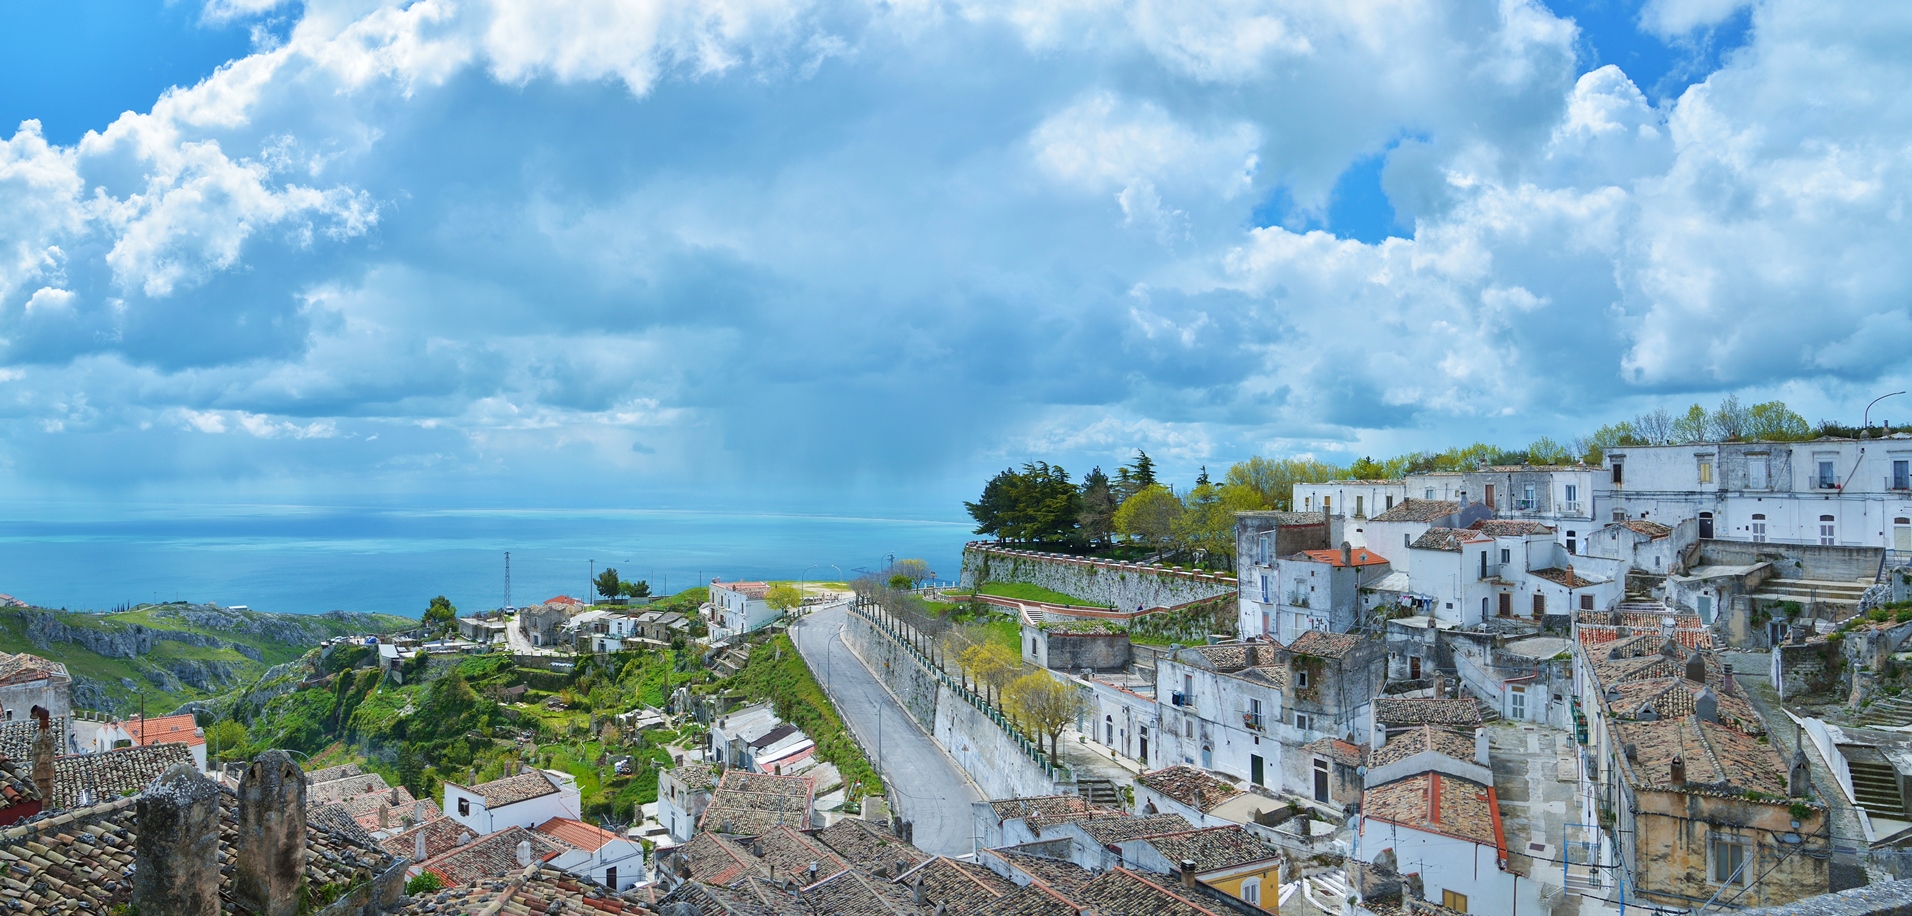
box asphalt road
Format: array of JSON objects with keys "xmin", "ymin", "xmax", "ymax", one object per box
[{"xmin": 790, "ymin": 602, "xmax": 982, "ymax": 858}]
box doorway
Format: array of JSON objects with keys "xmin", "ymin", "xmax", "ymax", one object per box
[
  {"xmin": 1313, "ymin": 759, "xmax": 1330, "ymax": 802},
  {"xmin": 1201, "ymin": 743, "xmax": 1213, "ymax": 769},
  {"xmin": 1251, "ymin": 754, "xmax": 1265, "ymax": 786},
  {"xmin": 1139, "ymin": 728, "xmax": 1148, "ymax": 765},
  {"xmin": 1896, "ymin": 518, "xmax": 1910, "ymax": 551},
  {"xmin": 1699, "ymin": 511, "xmax": 1714, "ymax": 539},
  {"xmin": 1485, "ymin": 483, "xmax": 1496, "ymax": 508},
  {"xmin": 1498, "ymin": 593, "xmax": 1512, "ymax": 617},
  {"xmin": 1510, "ymin": 685, "xmax": 1526, "ymax": 720},
  {"xmin": 1409, "ymin": 656, "xmax": 1422, "ymax": 679}
]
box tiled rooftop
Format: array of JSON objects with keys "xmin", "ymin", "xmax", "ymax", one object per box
[
  {"xmin": 667, "ymin": 760, "xmax": 721, "ymax": 790},
  {"xmin": 1287, "ymin": 629, "xmax": 1365, "ymax": 659},
  {"xmin": 1304, "ymin": 737, "xmax": 1367, "ymax": 768},
  {"xmin": 1072, "ymin": 867, "xmax": 1228, "ymax": 916},
  {"xmin": 1297, "ymin": 547, "xmax": 1389, "ymax": 568},
  {"xmin": 812, "ymin": 817, "xmax": 929, "ymax": 872},
  {"xmin": 1372, "ymin": 500, "xmax": 1460, "ymax": 523},
  {"xmin": 390, "ymin": 864, "xmax": 654, "ymax": 916},
  {"xmin": 1185, "ymin": 643, "xmax": 1275, "ymax": 673},
  {"xmin": 307, "ymin": 801, "xmax": 377, "ymax": 844},
  {"xmin": 1410, "ymin": 528, "xmax": 1486, "ymax": 552},
  {"xmin": 538, "ymin": 816, "xmax": 626, "ymax": 852},
  {"xmin": 379, "ymin": 814, "xmax": 475, "ymax": 861},
  {"xmin": 52, "ymin": 742, "xmax": 194, "ymax": 810},
  {"xmin": 984, "ymin": 795, "xmax": 1119, "ymax": 823},
  {"xmin": 1370, "ymin": 725, "xmax": 1478, "ymax": 769},
  {"xmin": 1362, "ymin": 771, "xmax": 1500, "ymax": 849},
  {"xmin": 1063, "ymin": 813, "xmax": 1196, "ymax": 846},
  {"xmin": 467, "ymin": 771, "xmax": 560, "ymax": 807},
  {"xmin": 1605, "ymin": 678, "xmax": 1763, "ymax": 735},
  {"xmin": 120, "ymin": 714, "xmax": 204, "ymax": 748},
  {"xmin": 1372, "ymin": 697, "xmax": 1484, "ymax": 728},
  {"xmin": 306, "ymin": 762, "xmax": 363, "ymax": 785},
  {"xmin": 1617, "ymin": 519, "xmax": 1674, "ymax": 540},
  {"xmin": 1530, "ymin": 567, "xmax": 1603, "ymax": 588},
  {"xmin": 421, "ymin": 824, "xmax": 574, "ymax": 885},
  {"xmin": 309, "ymin": 771, "xmax": 394, "ymax": 804},
  {"xmin": 0, "ymin": 719, "xmax": 54, "ymax": 760},
  {"xmin": 703, "ymin": 771, "xmax": 814, "ymax": 836},
  {"xmin": 1468, "ymin": 520, "xmax": 1557, "ymax": 537},
  {"xmin": 1137, "ymin": 766, "xmax": 1243, "ymax": 812},
  {"xmin": 0, "ymin": 780, "xmax": 397, "ymax": 916},
  {"xmin": 1132, "ymin": 825, "xmax": 1282, "ymax": 872},
  {"xmin": 674, "ymin": 831, "xmax": 770, "ymax": 885},
  {"xmin": 1612, "ymin": 716, "xmax": 1793, "ymax": 799},
  {"xmin": 0, "ymin": 653, "xmax": 66, "ymax": 686},
  {"xmin": 899, "ymin": 856, "xmax": 1014, "ymax": 911},
  {"xmin": 799, "ymin": 866, "xmax": 919, "ymax": 916},
  {"xmin": 749, "ymin": 824, "xmax": 848, "ymax": 880},
  {"xmin": 985, "ymin": 848, "xmax": 1096, "ymax": 895},
  {"xmin": 973, "ymin": 882, "xmax": 1080, "ymax": 916}
]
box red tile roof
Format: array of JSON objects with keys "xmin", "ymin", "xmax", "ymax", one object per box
[
  {"xmin": 1298, "ymin": 548, "xmax": 1389, "ymax": 568},
  {"xmin": 537, "ymin": 816, "xmax": 624, "ymax": 851},
  {"xmin": 1362, "ymin": 771, "xmax": 1503, "ymax": 852},
  {"xmin": 120, "ymin": 714, "xmax": 204, "ymax": 748}
]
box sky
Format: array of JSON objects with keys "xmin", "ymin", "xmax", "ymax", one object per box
[{"xmin": 0, "ymin": 0, "xmax": 1907, "ymax": 520}]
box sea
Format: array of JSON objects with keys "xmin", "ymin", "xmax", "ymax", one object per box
[{"xmin": 0, "ymin": 503, "xmax": 973, "ymax": 618}]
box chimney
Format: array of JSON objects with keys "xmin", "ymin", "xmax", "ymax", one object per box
[
  {"xmin": 1475, "ymin": 727, "xmax": 1490, "ymax": 767},
  {"xmin": 414, "ymin": 799, "xmax": 428, "ymax": 823},
  {"xmin": 1790, "ymin": 750, "xmax": 1811, "ymax": 798},
  {"xmin": 235, "ymin": 750, "xmax": 307, "ymax": 916},
  {"xmin": 134, "ymin": 765, "xmax": 224, "ymax": 916},
  {"xmin": 1669, "ymin": 756, "xmax": 1686, "ymax": 786},
  {"xmin": 1695, "ymin": 687, "xmax": 1718, "ymax": 724},
  {"xmin": 516, "ymin": 840, "xmax": 533, "ymax": 868},
  {"xmin": 378, "ymin": 802, "xmax": 390, "ymax": 828},
  {"xmin": 30, "ymin": 707, "xmax": 54, "ymax": 805},
  {"xmin": 1341, "ymin": 542, "xmax": 1354, "ymax": 566},
  {"xmin": 1685, "ymin": 653, "xmax": 1706, "ymax": 685},
  {"xmin": 415, "ymin": 827, "xmax": 427, "ymax": 864},
  {"xmin": 1721, "ymin": 663, "xmax": 1736, "ymax": 695},
  {"xmin": 1624, "ymin": 743, "xmax": 1638, "ymax": 763},
  {"xmin": 809, "ymin": 862, "xmax": 820, "ymax": 882},
  {"xmin": 912, "ymin": 879, "xmax": 926, "ymax": 905}
]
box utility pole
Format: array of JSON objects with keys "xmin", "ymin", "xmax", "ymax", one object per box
[
  {"xmin": 504, "ymin": 552, "xmax": 512, "ymax": 611},
  {"xmin": 589, "ymin": 560, "xmax": 595, "ymax": 606}
]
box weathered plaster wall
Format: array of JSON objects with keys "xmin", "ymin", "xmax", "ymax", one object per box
[
  {"xmin": 1028, "ymin": 628, "xmax": 1131, "ymax": 672},
  {"xmin": 960, "ymin": 545, "xmax": 1234, "ymax": 611},
  {"xmin": 1698, "ymin": 540, "xmax": 1885, "ymax": 582}
]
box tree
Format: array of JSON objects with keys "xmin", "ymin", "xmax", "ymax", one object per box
[
  {"xmin": 1173, "ymin": 482, "xmax": 1265, "ymax": 569},
  {"xmin": 619, "ymin": 579, "xmax": 651, "ymax": 598},
  {"xmin": 1672, "ymin": 404, "xmax": 1709, "ymax": 443},
  {"xmin": 966, "ymin": 468, "xmax": 1019, "ymax": 539},
  {"xmin": 890, "ymin": 559, "xmax": 931, "ymax": 588},
  {"xmin": 1632, "ymin": 408, "xmax": 1676, "ymax": 445},
  {"xmin": 960, "ymin": 643, "xmax": 1019, "ymax": 705},
  {"xmin": 1347, "ymin": 456, "xmax": 1388, "ymax": 479},
  {"xmin": 423, "ymin": 595, "xmax": 457, "ymax": 635},
  {"xmin": 1113, "ymin": 484, "xmax": 1184, "ymax": 547},
  {"xmin": 765, "ymin": 583, "xmax": 803, "ymax": 613},
  {"xmin": 1223, "ymin": 457, "xmax": 1343, "ymax": 511},
  {"xmin": 1526, "ymin": 437, "xmax": 1573, "ymax": 465},
  {"xmin": 595, "ymin": 568, "xmax": 622, "ymax": 600},
  {"xmin": 1004, "ymin": 670, "xmax": 1084, "ymax": 760},
  {"xmin": 965, "ymin": 463, "xmax": 1081, "ymax": 544},
  {"xmin": 1709, "ymin": 394, "xmax": 1750, "ymax": 441},
  {"xmin": 1077, "ymin": 467, "xmax": 1117, "ymax": 548},
  {"xmin": 1745, "ymin": 401, "xmax": 1811, "ymax": 440},
  {"xmin": 203, "ymin": 719, "xmax": 247, "ymax": 764}
]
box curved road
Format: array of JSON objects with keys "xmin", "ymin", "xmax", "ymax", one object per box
[{"xmin": 790, "ymin": 602, "xmax": 982, "ymax": 858}]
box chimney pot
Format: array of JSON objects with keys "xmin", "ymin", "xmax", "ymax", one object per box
[
  {"xmin": 1180, "ymin": 859, "xmax": 1198, "ymax": 889},
  {"xmin": 516, "ymin": 840, "xmax": 533, "ymax": 868},
  {"xmin": 1670, "ymin": 756, "xmax": 1686, "ymax": 785}
]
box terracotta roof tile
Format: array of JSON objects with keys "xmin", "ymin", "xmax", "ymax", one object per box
[
  {"xmin": 1131, "ymin": 825, "xmax": 1282, "ymax": 872},
  {"xmin": 702, "ymin": 771, "xmax": 814, "ymax": 836},
  {"xmin": 974, "ymin": 882, "xmax": 1080, "ymax": 916},
  {"xmin": 1468, "ymin": 520, "xmax": 1557, "ymax": 536},
  {"xmin": 538, "ymin": 816, "xmax": 625, "ymax": 852},
  {"xmin": 52, "ymin": 743, "xmax": 194, "ymax": 810},
  {"xmin": 1137, "ymin": 766, "xmax": 1243, "ymax": 813},
  {"xmin": 984, "ymin": 848, "xmax": 1095, "ymax": 895},
  {"xmin": 1604, "ymin": 678, "xmax": 1763, "ymax": 735},
  {"xmin": 674, "ymin": 831, "xmax": 769, "ymax": 885},
  {"xmin": 1362, "ymin": 771, "xmax": 1500, "ymax": 849},
  {"xmin": 1061, "ymin": 813, "xmax": 1196, "ymax": 846},
  {"xmin": 811, "ymin": 817, "xmax": 929, "ymax": 872},
  {"xmin": 899, "ymin": 856, "xmax": 1014, "ymax": 911},
  {"xmin": 1372, "ymin": 697, "xmax": 1483, "ymax": 728},
  {"xmin": 1287, "ymin": 630, "xmax": 1365, "ymax": 659},
  {"xmin": 1612, "ymin": 716, "xmax": 1792, "ymax": 798},
  {"xmin": 421, "ymin": 824, "xmax": 573, "ymax": 885},
  {"xmin": 1072, "ymin": 867, "xmax": 1229, "ymax": 916},
  {"xmin": 1304, "ymin": 737, "xmax": 1367, "ymax": 768},
  {"xmin": 1370, "ymin": 725, "xmax": 1477, "ymax": 769},
  {"xmin": 984, "ymin": 795, "xmax": 1120, "ymax": 823},
  {"xmin": 467, "ymin": 771, "xmax": 560, "ymax": 807},
  {"xmin": 798, "ymin": 865, "xmax": 917, "ymax": 915},
  {"xmin": 1410, "ymin": 528, "xmax": 1487, "ymax": 552},
  {"xmin": 1530, "ymin": 567, "xmax": 1602, "ymax": 588},
  {"xmin": 1373, "ymin": 500, "xmax": 1460, "ymax": 523},
  {"xmin": 379, "ymin": 814, "xmax": 474, "ymax": 861},
  {"xmin": 1298, "ymin": 547, "xmax": 1390, "ymax": 568},
  {"xmin": 391, "ymin": 864, "xmax": 658, "ymax": 916}
]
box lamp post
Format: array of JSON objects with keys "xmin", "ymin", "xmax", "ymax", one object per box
[{"xmin": 1865, "ymin": 391, "xmax": 1906, "ymax": 433}]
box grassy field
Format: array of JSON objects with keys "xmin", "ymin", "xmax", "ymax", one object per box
[{"xmin": 975, "ymin": 582, "xmax": 1098, "ymax": 606}]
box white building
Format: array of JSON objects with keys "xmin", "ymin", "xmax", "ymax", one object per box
[
  {"xmin": 658, "ymin": 761, "xmax": 717, "ymax": 843},
  {"xmin": 443, "ymin": 769, "xmax": 583, "ymax": 835},
  {"xmin": 709, "ymin": 580, "xmax": 780, "ymax": 636},
  {"xmin": 84, "ymin": 713, "xmax": 209, "ymax": 772},
  {"xmin": 1599, "ymin": 436, "xmax": 1912, "ymax": 552},
  {"xmin": 536, "ymin": 817, "xmax": 647, "ymax": 890},
  {"xmin": 1156, "ymin": 644, "xmax": 1292, "ymax": 790},
  {"xmin": 1292, "ymin": 480, "xmax": 1407, "ymax": 519},
  {"xmin": 1355, "ymin": 757, "xmax": 1537, "ymax": 915}
]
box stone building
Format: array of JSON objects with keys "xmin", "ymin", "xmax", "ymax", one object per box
[
  {"xmin": 659, "ymin": 760, "xmax": 718, "ymax": 842},
  {"xmin": 0, "ymin": 653, "xmax": 71, "ymax": 725}
]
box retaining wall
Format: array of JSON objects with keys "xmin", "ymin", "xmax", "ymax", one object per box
[
  {"xmin": 1696, "ymin": 540, "xmax": 1885, "ymax": 582},
  {"xmin": 843, "ymin": 611, "xmax": 1060, "ymax": 800},
  {"xmin": 959, "ymin": 543, "xmax": 1235, "ymax": 611}
]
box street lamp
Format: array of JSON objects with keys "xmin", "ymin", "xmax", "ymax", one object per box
[{"xmin": 1865, "ymin": 391, "xmax": 1906, "ymax": 433}]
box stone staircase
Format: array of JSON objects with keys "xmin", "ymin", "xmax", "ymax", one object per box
[
  {"xmin": 1299, "ymin": 870, "xmax": 1349, "ymax": 914},
  {"xmin": 1854, "ymin": 695, "xmax": 1912, "ymax": 728},
  {"xmin": 1847, "ymin": 758, "xmax": 1906, "ymax": 818},
  {"xmin": 1075, "ymin": 777, "xmax": 1122, "ymax": 808},
  {"xmin": 1753, "ymin": 578, "xmax": 1875, "ymax": 616}
]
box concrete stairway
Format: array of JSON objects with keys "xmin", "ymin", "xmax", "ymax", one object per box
[
  {"xmin": 1075, "ymin": 778, "xmax": 1121, "ymax": 808},
  {"xmin": 1753, "ymin": 578, "xmax": 1874, "ymax": 613},
  {"xmin": 1300, "ymin": 870, "xmax": 1349, "ymax": 914},
  {"xmin": 1853, "ymin": 695, "xmax": 1912, "ymax": 728},
  {"xmin": 1848, "ymin": 759, "xmax": 1906, "ymax": 818}
]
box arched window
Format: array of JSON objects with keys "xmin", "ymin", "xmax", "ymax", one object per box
[
  {"xmin": 1241, "ymin": 878, "xmax": 1262, "ymax": 905},
  {"xmin": 1105, "ymin": 715, "xmax": 1115, "ymax": 745}
]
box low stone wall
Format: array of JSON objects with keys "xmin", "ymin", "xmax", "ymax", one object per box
[
  {"xmin": 1026, "ymin": 625, "xmax": 1131, "ymax": 672},
  {"xmin": 843, "ymin": 611, "xmax": 1059, "ymax": 800},
  {"xmin": 1735, "ymin": 878, "xmax": 1912, "ymax": 915},
  {"xmin": 1772, "ymin": 638, "xmax": 1840, "ymax": 700},
  {"xmin": 959, "ymin": 543, "xmax": 1234, "ymax": 611},
  {"xmin": 1697, "ymin": 540, "xmax": 1886, "ymax": 582}
]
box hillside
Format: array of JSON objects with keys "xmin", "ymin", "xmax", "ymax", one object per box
[{"xmin": 0, "ymin": 601, "xmax": 412, "ymax": 714}]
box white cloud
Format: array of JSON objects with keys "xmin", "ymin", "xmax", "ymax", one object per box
[{"xmin": 1639, "ymin": 0, "xmax": 1755, "ymax": 39}]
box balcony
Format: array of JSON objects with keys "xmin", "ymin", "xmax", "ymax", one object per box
[
  {"xmin": 1561, "ymin": 501, "xmax": 1582, "ymax": 514},
  {"xmin": 1512, "ymin": 498, "xmax": 1538, "ymax": 511},
  {"xmin": 1172, "ymin": 692, "xmax": 1196, "ymax": 710},
  {"xmin": 1242, "ymin": 711, "xmax": 1265, "ymax": 731}
]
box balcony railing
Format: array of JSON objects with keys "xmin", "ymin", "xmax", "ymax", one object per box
[
  {"xmin": 1172, "ymin": 692, "xmax": 1196, "ymax": 709},
  {"xmin": 1513, "ymin": 498, "xmax": 1538, "ymax": 511},
  {"xmin": 1561, "ymin": 501, "xmax": 1582, "ymax": 514},
  {"xmin": 1241, "ymin": 712, "xmax": 1265, "ymax": 731}
]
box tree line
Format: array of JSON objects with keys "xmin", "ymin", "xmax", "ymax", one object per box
[{"xmin": 965, "ymin": 397, "xmax": 1847, "ymax": 560}]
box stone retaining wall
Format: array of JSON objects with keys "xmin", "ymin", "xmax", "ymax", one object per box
[{"xmin": 959, "ymin": 543, "xmax": 1235, "ymax": 611}]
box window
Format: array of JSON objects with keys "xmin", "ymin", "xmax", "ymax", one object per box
[
  {"xmin": 1323, "ymin": 496, "xmax": 1332, "ymax": 514},
  {"xmin": 1386, "ymin": 495, "xmax": 1395, "ymax": 509},
  {"xmin": 458, "ymin": 797, "xmax": 470, "ymax": 817},
  {"xmin": 1819, "ymin": 460, "xmax": 1838, "ymax": 489},
  {"xmin": 1533, "ymin": 593, "xmax": 1546, "ymax": 617},
  {"xmin": 1581, "ymin": 594, "xmax": 1595, "ymax": 611},
  {"xmin": 1185, "ymin": 719, "xmax": 1194, "ymax": 738},
  {"xmin": 1820, "ymin": 514, "xmax": 1836, "ymax": 546},
  {"xmin": 1564, "ymin": 483, "xmax": 1578, "ymax": 505},
  {"xmin": 1355, "ymin": 495, "xmax": 1365, "ymax": 518},
  {"xmin": 1566, "ymin": 530, "xmax": 1577, "ymax": 554},
  {"xmin": 1712, "ymin": 837, "xmax": 1749, "ymax": 885},
  {"xmin": 1304, "ymin": 496, "xmax": 1312, "ymax": 510},
  {"xmin": 1521, "ymin": 484, "xmax": 1536, "ymax": 510},
  {"xmin": 1751, "ymin": 514, "xmax": 1767, "ymax": 543},
  {"xmin": 1895, "ymin": 460, "xmax": 1910, "ymax": 491},
  {"xmin": 1425, "ymin": 488, "xmax": 1435, "ymax": 500},
  {"xmin": 1698, "ymin": 460, "xmax": 1714, "ymax": 484},
  {"xmin": 1242, "ymin": 878, "xmax": 1262, "ymax": 905},
  {"xmin": 1500, "ymin": 548, "xmax": 1511, "ymax": 565},
  {"xmin": 605, "ymin": 866, "xmax": 617, "ymax": 889},
  {"xmin": 1297, "ymin": 669, "xmax": 1310, "ymax": 688},
  {"xmin": 1443, "ymin": 889, "xmax": 1470, "ymax": 912},
  {"xmin": 1294, "ymin": 713, "xmax": 1313, "ymax": 731},
  {"xmin": 1750, "ymin": 457, "xmax": 1770, "ymax": 489},
  {"xmin": 1259, "ymin": 574, "xmax": 1270, "ymax": 604},
  {"xmin": 1611, "ymin": 461, "xmax": 1623, "ymax": 485}
]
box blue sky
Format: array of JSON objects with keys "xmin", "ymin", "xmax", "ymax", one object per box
[{"xmin": 0, "ymin": 0, "xmax": 1905, "ymax": 518}]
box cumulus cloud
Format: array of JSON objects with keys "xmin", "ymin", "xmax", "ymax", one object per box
[{"xmin": 0, "ymin": 0, "xmax": 1905, "ymax": 510}]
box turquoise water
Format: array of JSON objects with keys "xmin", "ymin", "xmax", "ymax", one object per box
[{"xmin": 0, "ymin": 503, "xmax": 971, "ymax": 617}]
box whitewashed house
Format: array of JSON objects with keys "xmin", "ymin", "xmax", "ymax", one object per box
[
  {"xmin": 536, "ymin": 817, "xmax": 647, "ymax": 890},
  {"xmin": 1292, "ymin": 480, "xmax": 1408, "ymax": 520},
  {"xmin": 658, "ymin": 761, "xmax": 716, "ymax": 843},
  {"xmin": 443, "ymin": 770, "xmax": 582, "ymax": 835},
  {"xmin": 709, "ymin": 580, "xmax": 780, "ymax": 636},
  {"xmin": 1155, "ymin": 643, "xmax": 1290, "ymax": 790}
]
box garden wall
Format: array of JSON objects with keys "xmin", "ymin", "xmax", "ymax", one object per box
[{"xmin": 959, "ymin": 543, "xmax": 1235, "ymax": 611}]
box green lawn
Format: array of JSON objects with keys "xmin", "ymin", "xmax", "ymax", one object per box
[
  {"xmin": 976, "ymin": 582, "xmax": 1099, "ymax": 606},
  {"xmin": 977, "ymin": 618, "xmax": 1022, "ymax": 654}
]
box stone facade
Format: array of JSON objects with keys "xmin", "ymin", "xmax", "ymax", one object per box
[
  {"xmin": 1024, "ymin": 624, "xmax": 1132, "ymax": 672},
  {"xmin": 134, "ymin": 765, "xmax": 224, "ymax": 916},
  {"xmin": 959, "ymin": 544, "xmax": 1235, "ymax": 612},
  {"xmin": 235, "ymin": 750, "xmax": 307, "ymax": 916}
]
